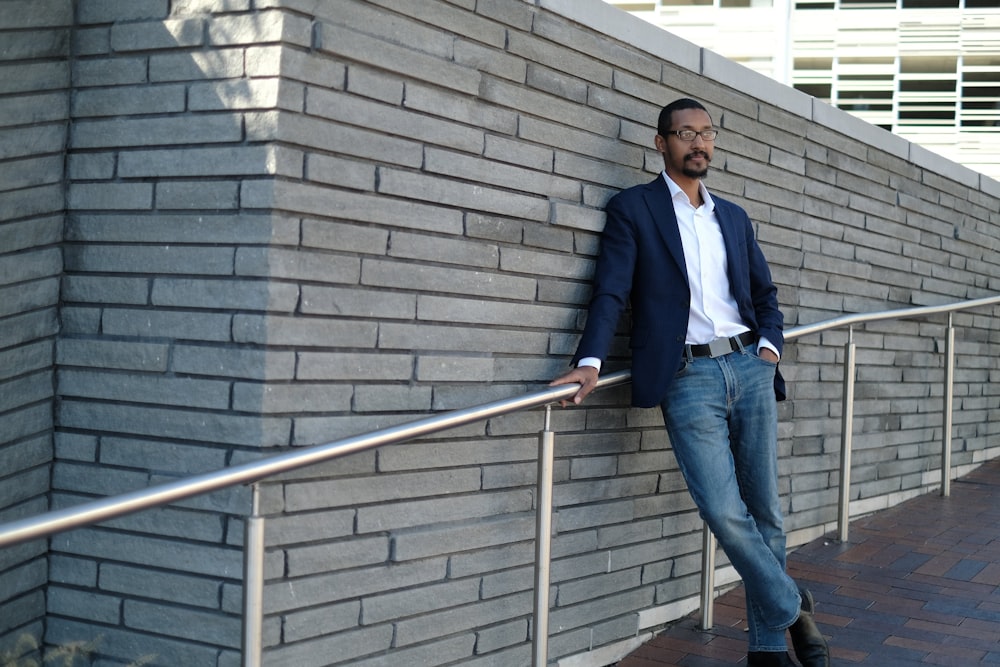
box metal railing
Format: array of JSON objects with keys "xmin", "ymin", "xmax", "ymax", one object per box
[{"xmin": 1, "ymin": 294, "xmax": 998, "ymax": 665}]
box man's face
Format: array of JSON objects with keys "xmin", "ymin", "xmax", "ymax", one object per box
[{"xmin": 656, "ymin": 108, "xmax": 714, "ymax": 180}]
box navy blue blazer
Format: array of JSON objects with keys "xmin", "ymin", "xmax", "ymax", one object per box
[{"xmin": 572, "ymin": 176, "xmax": 786, "ymax": 408}]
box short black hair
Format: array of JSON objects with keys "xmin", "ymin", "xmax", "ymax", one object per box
[{"xmin": 657, "ymin": 98, "xmax": 711, "ymax": 136}]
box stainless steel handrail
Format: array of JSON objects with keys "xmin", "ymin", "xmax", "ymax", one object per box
[
  {"xmin": 784, "ymin": 294, "xmax": 1000, "ymax": 537},
  {"xmin": 0, "ymin": 369, "xmax": 632, "ymax": 549},
  {"xmin": 1, "ymin": 294, "xmax": 998, "ymax": 665},
  {"xmin": 787, "ymin": 293, "xmax": 1000, "ymax": 525},
  {"xmin": 785, "ymin": 294, "xmax": 1000, "ymax": 338}
]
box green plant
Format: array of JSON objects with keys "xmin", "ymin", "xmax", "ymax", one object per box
[
  {"xmin": 1, "ymin": 633, "xmax": 155, "ymax": 667},
  {"xmin": 1, "ymin": 633, "xmax": 37, "ymax": 667},
  {"xmin": 41, "ymin": 638, "xmax": 99, "ymax": 667}
]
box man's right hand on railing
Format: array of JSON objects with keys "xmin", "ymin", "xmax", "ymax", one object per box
[{"xmin": 549, "ymin": 366, "xmax": 599, "ymax": 407}]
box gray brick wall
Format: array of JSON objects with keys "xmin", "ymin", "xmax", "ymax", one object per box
[
  {"xmin": 0, "ymin": 0, "xmax": 71, "ymax": 658},
  {"xmin": 2, "ymin": 0, "xmax": 1000, "ymax": 665}
]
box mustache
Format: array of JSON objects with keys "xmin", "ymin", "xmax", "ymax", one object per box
[{"xmin": 685, "ymin": 150, "xmax": 710, "ymax": 161}]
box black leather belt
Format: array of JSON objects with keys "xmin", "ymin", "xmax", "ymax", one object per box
[{"xmin": 685, "ymin": 331, "xmax": 757, "ymax": 359}]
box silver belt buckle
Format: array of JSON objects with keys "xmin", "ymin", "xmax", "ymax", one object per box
[{"xmin": 707, "ymin": 336, "xmax": 732, "ymax": 358}]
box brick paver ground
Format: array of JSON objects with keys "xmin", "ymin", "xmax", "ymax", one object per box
[{"xmin": 616, "ymin": 458, "xmax": 1000, "ymax": 666}]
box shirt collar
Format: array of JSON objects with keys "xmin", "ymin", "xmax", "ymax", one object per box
[{"xmin": 661, "ymin": 171, "xmax": 715, "ymax": 211}]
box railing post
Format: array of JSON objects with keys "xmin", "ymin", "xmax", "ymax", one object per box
[
  {"xmin": 838, "ymin": 326, "xmax": 856, "ymax": 543},
  {"xmin": 533, "ymin": 405, "xmax": 556, "ymax": 667},
  {"xmin": 242, "ymin": 484, "xmax": 264, "ymax": 667},
  {"xmin": 699, "ymin": 525, "xmax": 716, "ymax": 630},
  {"xmin": 942, "ymin": 313, "xmax": 955, "ymax": 497}
]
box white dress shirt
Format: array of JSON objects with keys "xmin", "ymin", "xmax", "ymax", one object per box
[{"xmin": 579, "ymin": 172, "xmax": 777, "ymax": 371}]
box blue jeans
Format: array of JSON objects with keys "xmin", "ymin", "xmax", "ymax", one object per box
[{"xmin": 659, "ymin": 347, "xmax": 800, "ymax": 652}]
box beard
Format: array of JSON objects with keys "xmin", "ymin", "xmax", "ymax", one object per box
[{"xmin": 681, "ymin": 150, "xmax": 711, "ymax": 179}]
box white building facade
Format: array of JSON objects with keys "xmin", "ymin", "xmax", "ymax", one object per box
[{"xmin": 606, "ymin": 0, "xmax": 1000, "ymax": 181}]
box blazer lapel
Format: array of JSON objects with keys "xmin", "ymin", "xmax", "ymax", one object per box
[
  {"xmin": 713, "ymin": 202, "xmax": 745, "ymax": 292},
  {"xmin": 641, "ymin": 178, "xmax": 687, "ymax": 277}
]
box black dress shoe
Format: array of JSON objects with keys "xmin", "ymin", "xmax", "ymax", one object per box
[
  {"xmin": 788, "ymin": 588, "xmax": 830, "ymax": 667},
  {"xmin": 747, "ymin": 650, "xmax": 797, "ymax": 666}
]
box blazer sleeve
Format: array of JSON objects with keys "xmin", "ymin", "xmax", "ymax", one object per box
[
  {"xmin": 743, "ymin": 214, "xmax": 784, "ymax": 357},
  {"xmin": 571, "ymin": 191, "xmax": 637, "ymax": 365}
]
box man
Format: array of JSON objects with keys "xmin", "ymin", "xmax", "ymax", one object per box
[{"xmin": 550, "ymin": 98, "xmax": 830, "ymax": 667}]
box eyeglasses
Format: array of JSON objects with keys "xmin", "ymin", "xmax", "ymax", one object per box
[{"xmin": 668, "ymin": 129, "xmax": 719, "ymax": 142}]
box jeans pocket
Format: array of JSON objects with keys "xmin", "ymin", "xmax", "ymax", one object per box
[{"xmin": 751, "ymin": 348, "xmax": 778, "ymax": 367}]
